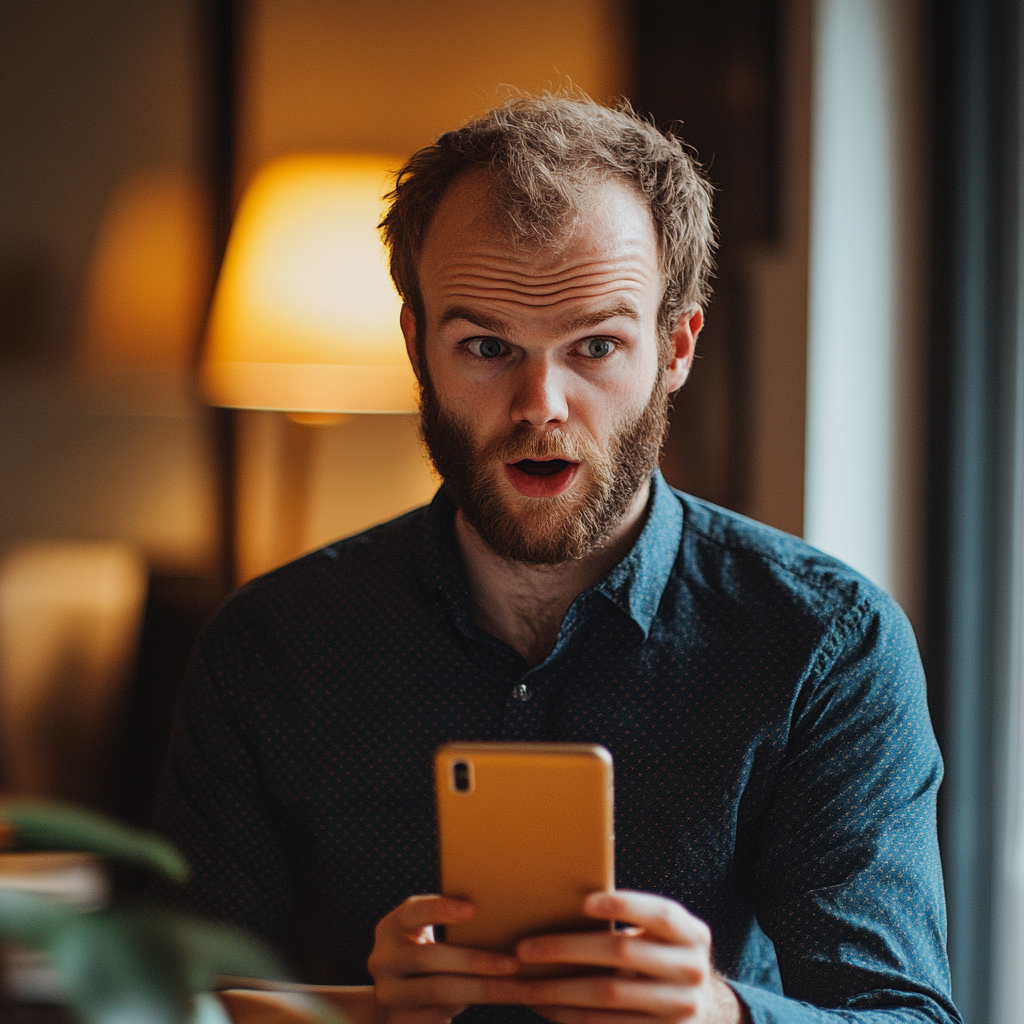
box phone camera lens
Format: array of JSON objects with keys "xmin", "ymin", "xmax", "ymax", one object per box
[{"xmin": 452, "ymin": 760, "xmax": 471, "ymax": 792}]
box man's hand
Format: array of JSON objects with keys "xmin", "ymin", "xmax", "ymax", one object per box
[
  {"xmin": 368, "ymin": 891, "xmax": 747, "ymax": 1024},
  {"xmin": 512, "ymin": 890, "xmax": 747, "ymax": 1024},
  {"xmin": 367, "ymin": 894, "xmax": 520, "ymax": 1024}
]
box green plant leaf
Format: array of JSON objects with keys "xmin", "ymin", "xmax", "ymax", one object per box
[
  {"xmin": 0, "ymin": 892, "xmax": 304, "ymax": 1024},
  {"xmin": 0, "ymin": 800, "xmax": 189, "ymax": 882},
  {"xmin": 151, "ymin": 909, "xmax": 289, "ymax": 993},
  {"xmin": 0, "ymin": 888, "xmax": 81, "ymax": 946},
  {"xmin": 50, "ymin": 906, "xmax": 191, "ymax": 1024},
  {"xmin": 0, "ymin": 803, "xmax": 346, "ymax": 1024}
]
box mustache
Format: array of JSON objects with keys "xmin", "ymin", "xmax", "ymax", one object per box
[{"xmin": 476, "ymin": 429, "xmax": 600, "ymax": 465}]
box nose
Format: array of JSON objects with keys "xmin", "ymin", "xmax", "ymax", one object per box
[{"xmin": 509, "ymin": 355, "xmax": 569, "ymax": 430}]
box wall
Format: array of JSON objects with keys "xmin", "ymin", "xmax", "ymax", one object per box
[
  {"xmin": 0, "ymin": 0, "xmax": 218, "ymax": 577},
  {"xmin": 1, "ymin": 1, "xmax": 203, "ymax": 361}
]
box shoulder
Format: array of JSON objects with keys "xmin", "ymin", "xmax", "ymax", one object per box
[
  {"xmin": 198, "ymin": 503, "xmax": 433, "ymax": 649},
  {"xmin": 667, "ymin": 493, "xmax": 931, "ymax": 769},
  {"xmin": 669, "ymin": 489, "xmax": 915, "ymax": 662}
]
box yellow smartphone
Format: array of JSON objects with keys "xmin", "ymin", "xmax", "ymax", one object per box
[{"xmin": 434, "ymin": 742, "xmax": 615, "ymax": 975}]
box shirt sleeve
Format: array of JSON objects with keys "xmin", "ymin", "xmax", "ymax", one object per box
[
  {"xmin": 150, "ymin": 602, "xmax": 293, "ymax": 951},
  {"xmin": 738, "ymin": 588, "xmax": 961, "ymax": 1024}
]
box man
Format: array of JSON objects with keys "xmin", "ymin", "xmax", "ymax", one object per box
[{"xmin": 156, "ymin": 97, "xmax": 959, "ymax": 1024}]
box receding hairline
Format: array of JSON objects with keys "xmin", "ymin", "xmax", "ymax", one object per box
[{"xmin": 417, "ymin": 161, "xmax": 661, "ymax": 260}]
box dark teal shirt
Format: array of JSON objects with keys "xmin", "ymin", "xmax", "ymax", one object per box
[{"xmin": 155, "ymin": 471, "xmax": 959, "ymax": 1024}]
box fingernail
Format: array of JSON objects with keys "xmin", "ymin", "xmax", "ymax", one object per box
[
  {"xmin": 517, "ymin": 939, "xmax": 538, "ymax": 959},
  {"xmin": 585, "ymin": 892, "xmax": 613, "ymax": 913}
]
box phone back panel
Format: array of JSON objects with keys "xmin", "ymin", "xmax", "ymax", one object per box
[{"xmin": 435, "ymin": 742, "xmax": 614, "ymax": 959}]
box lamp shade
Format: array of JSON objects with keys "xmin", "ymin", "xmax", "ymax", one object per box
[
  {"xmin": 201, "ymin": 154, "xmax": 417, "ymax": 413},
  {"xmin": 78, "ymin": 171, "xmax": 210, "ymax": 372}
]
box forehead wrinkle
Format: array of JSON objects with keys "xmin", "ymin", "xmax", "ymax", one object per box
[
  {"xmin": 443, "ymin": 270, "xmax": 651, "ymax": 299},
  {"xmin": 442, "ymin": 283, "xmax": 649, "ymax": 311},
  {"xmin": 441, "ymin": 253, "xmax": 654, "ymax": 286}
]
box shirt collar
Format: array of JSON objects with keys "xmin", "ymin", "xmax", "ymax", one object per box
[
  {"xmin": 592, "ymin": 469, "xmax": 683, "ymax": 638},
  {"xmin": 416, "ymin": 470, "xmax": 684, "ymax": 641}
]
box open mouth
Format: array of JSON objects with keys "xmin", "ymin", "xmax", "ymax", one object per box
[
  {"xmin": 514, "ymin": 459, "xmax": 571, "ymax": 476},
  {"xmin": 504, "ymin": 458, "xmax": 580, "ymax": 497}
]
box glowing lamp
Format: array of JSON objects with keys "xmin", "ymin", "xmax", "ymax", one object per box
[
  {"xmin": 201, "ymin": 154, "xmax": 417, "ymax": 414},
  {"xmin": 78, "ymin": 171, "xmax": 210, "ymax": 373}
]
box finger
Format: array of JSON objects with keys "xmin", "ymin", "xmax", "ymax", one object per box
[
  {"xmin": 517, "ymin": 931, "xmax": 708, "ymax": 982},
  {"xmin": 381, "ymin": 894, "xmax": 475, "ymax": 937},
  {"xmin": 584, "ymin": 891, "xmax": 711, "ymax": 948},
  {"xmin": 513, "ymin": 974, "xmax": 702, "ymax": 1017}
]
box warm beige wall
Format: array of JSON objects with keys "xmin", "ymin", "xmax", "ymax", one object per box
[
  {"xmin": 0, "ymin": 375, "xmax": 218, "ymax": 573},
  {"xmin": 0, "ymin": 1, "xmax": 218, "ymax": 577},
  {"xmin": 234, "ymin": 0, "xmax": 632, "ymax": 580},
  {"xmin": 240, "ymin": 0, "xmax": 631, "ymax": 178}
]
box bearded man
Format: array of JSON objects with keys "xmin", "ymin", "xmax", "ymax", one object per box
[{"xmin": 155, "ymin": 98, "xmax": 959, "ymax": 1024}]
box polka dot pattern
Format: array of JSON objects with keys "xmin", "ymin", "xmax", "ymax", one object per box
[{"xmin": 153, "ymin": 472, "xmax": 960, "ymax": 1024}]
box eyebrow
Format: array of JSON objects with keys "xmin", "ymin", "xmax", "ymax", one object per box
[
  {"xmin": 438, "ymin": 305, "xmax": 510, "ymax": 334},
  {"xmin": 437, "ymin": 299, "xmax": 642, "ymax": 336},
  {"xmin": 557, "ymin": 300, "xmax": 642, "ymax": 334}
]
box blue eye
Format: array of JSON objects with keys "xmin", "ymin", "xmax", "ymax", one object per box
[
  {"xmin": 469, "ymin": 337, "xmax": 504, "ymax": 358},
  {"xmin": 580, "ymin": 338, "xmax": 614, "ymax": 358}
]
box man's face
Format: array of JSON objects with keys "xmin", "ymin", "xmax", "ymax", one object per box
[{"xmin": 402, "ymin": 171, "xmax": 696, "ymax": 564}]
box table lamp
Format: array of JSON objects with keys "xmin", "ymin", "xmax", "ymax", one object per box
[
  {"xmin": 78, "ymin": 170, "xmax": 210, "ymax": 376},
  {"xmin": 201, "ymin": 153, "xmax": 417, "ymax": 415},
  {"xmin": 200, "ymin": 154, "xmax": 421, "ymax": 580}
]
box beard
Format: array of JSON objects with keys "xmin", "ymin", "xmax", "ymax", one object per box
[{"xmin": 418, "ymin": 367, "xmax": 670, "ymax": 565}]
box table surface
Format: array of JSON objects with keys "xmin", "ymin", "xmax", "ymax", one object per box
[{"xmin": 218, "ymin": 985, "xmax": 379, "ymax": 1024}]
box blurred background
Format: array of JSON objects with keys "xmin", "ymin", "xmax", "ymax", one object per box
[{"xmin": 0, "ymin": 1, "xmax": 1021, "ymax": 1021}]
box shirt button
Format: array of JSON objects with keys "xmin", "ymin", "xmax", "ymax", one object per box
[{"xmin": 511, "ymin": 683, "xmax": 533, "ymax": 702}]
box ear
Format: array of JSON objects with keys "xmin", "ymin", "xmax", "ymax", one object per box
[
  {"xmin": 400, "ymin": 304, "xmax": 422, "ymax": 382},
  {"xmin": 664, "ymin": 306, "xmax": 703, "ymax": 392}
]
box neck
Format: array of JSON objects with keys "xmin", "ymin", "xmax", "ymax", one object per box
[{"xmin": 454, "ymin": 478, "xmax": 652, "ymax": 667}]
